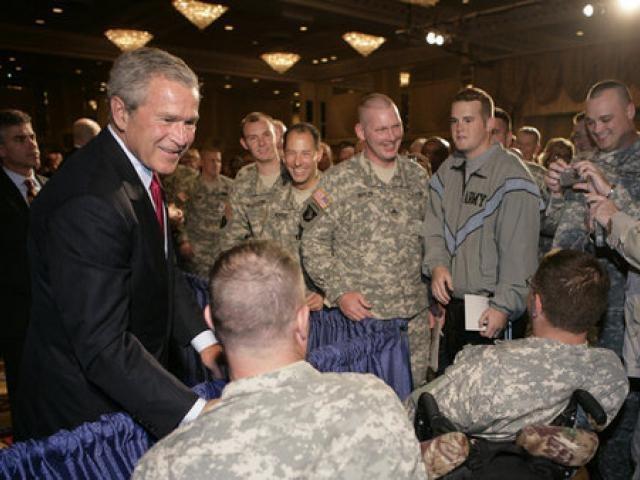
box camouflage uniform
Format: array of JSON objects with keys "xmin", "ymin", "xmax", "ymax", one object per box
[
  {"xmin": 406, "ymin": 337, "xmax": 628, "ymax": 441},
  {"xmin": 552, "ymin": 138, "xmax": 640, "ymax": 479},
  {"xmin": 162, "ymin": 164, "xmax": 198, "ymax": 207},
  {"xmin": 132, "ymin": 361, "xmax": 427, "ymax": 480},
  {"xmin": 524, "ymin": 161, "xmax": 554, "ymax": 256},
  {"xmin": 177, "ymin": 175, "xmax": 233, "ymax": 278},
  {"xmin": 300, "ymin": 153, "xmax": 431, "ymax": 385},
  {"xmin": 217, "ymin": 163, "xmax": 289, "ymax": 258}
]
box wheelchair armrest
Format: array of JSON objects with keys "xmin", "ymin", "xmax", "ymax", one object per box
[
  {"xmin": 414, "ymin": 391, "xmax": 458, "ymax": 442},
  {"xmin": 574, "ymin": 389, "xmax": 607, "ymax": 428}
]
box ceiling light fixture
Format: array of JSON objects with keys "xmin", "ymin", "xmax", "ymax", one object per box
[
  {"xmin": 426, "ymin": 30, "xmax": 446, "ymax": 46},
  {"xmin": 619, "ymin": 0, "xmax": 640, "ymax": 11},
  {"xmin": 342, "ymin": 31, "xmax": 386, "ymax": 57},
  {"xmin": 52, "ymin": 7, "xmax": 63, "ymax": 14},
  {"xmin": 576, "ymin": 30, "xmax": 585, "ymax": 36},
  {"xmin": 583, "ymin": 3, "xmax": 594, "ymax": 16},
  {"xmin": 35, "ymin": 19, "xmax": 45, "ymax": 25},
  {"xmin": 172, "ymin": 0, "xmax": 228, "ymax": 30},
  {"xmin": 224, "ymin": 25, "xmax": 234, "ymax": 31},
  {"xmin": 104, "ymin": 29, "xmax": 154, "ymax": 51},
  {"xmin": 261, "ymin": 52, "xmax": 301, "ymax": 74},
  {"xmin": 400, "ymin": 0, "xmax": 439, "ymax": 6},
  {"xmin": 299, "ymin": 26, "xmax": 308, "ymax": 31}
]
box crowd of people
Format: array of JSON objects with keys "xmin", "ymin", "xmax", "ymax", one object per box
[{"xmin": 1, "ymin": 45, "xmax": 639, "ymax": 479}]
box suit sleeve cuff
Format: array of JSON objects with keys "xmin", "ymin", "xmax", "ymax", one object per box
[
  {"xmin": 191, "ymin": 330, "xmax": 217, "ymax": 352},
  {"xmin": 180, "ymin": 398, "xmax": 206, "ymax": 426}
]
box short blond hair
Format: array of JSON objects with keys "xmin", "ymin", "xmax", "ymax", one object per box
[{"xmin": 209, "ymin": 241, "xmax": 305, "ymax": 348}]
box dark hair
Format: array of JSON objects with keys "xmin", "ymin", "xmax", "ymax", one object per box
[
  {"xmin": 0, "ymin": 109, "xmax": 31, "ymax": 144},
  {"xmin": 284, "ymin": 122, "xmax": 321, "ymax": 150},
  {"xmin": 494, "ymin": 107, "xmax": 512, "ymax": 132},
  {"xmin": 452, "ymin": 86, "xmax": 494, "ymax": 120},
  {"xmin": 422, "ymin": 136, "xmax": 451, "ymax": 174},
  {"xmin": 587, "ymin": 79, "xmax": 632, "ymax": 104},
  {"xmin": 530, "ymin": 250, "xmax": 609, "ymax": 334},
  {"xmin": 572, "ymin": 111, "xmax": 585, "ymax": 125},
  {"xmin": 240, "ymin": 112, "xmax": 274, "ymax": 139},
  {"xmin": 517, "ymin": 126, "xmax": 541, "ymax": 145}
]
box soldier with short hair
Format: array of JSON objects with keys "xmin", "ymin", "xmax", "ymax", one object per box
[
  {"xmin": 177, "ymin": 145, "xmax": 233, "ymax": 278},
  {"xmin": 407, "ymin": 250, "xmax": 628, "ymax": 441},
  {"xmin": 300, "ymin": 93, "xmax": 431, "ymax": 390},
  {"xmin": 133, "ymin": 240, "xmax": 427, "ymax": 480}
]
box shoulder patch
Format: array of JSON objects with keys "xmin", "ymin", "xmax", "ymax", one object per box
[
  {"xmin": 302, "ymin": 203, "xmax": 319, "ymax": 222},
  {"xmin": 312, "ymin": 188, "xmax": 331, "ymax": 209}
]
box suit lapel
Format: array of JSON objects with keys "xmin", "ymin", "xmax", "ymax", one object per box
[
  {"xmin": 101, "ymin": 130, "xmax": 168, "ymax": 276},
  {"xmin": 0, "ymin": 168, "xmax": 29, "ymax": 215}
]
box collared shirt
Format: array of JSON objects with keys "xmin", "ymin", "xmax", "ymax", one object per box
[
  {"xmin": 107, "ymin": 125, "xmax": 216, "ymax": 425},
  {"xmin": 3, "ymin": 166, "xmax": 41, "ymax": 204}
]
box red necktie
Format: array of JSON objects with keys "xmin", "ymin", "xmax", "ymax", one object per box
[
  {"xmin": 150, "ymin": 173, "xmax": 165, "ymax": 233},
  {"xmin": 24, "ymin": 178, "xmax": 38, "ymax": 204}
]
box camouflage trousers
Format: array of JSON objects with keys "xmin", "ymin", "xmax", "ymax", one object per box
[{"xmin": 408, "ymin": 309, "xmax": 435, "ymax": 389}]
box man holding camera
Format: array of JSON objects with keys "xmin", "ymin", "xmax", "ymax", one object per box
[{"xmin": 545, "ymin": 79, "xmax": 640, "ymax": 480}]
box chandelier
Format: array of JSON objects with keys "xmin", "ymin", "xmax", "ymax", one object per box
[
  {"xmin": 260, "ymin": 52, "xmax": 301, "ymax": 74},
  {"xmin": 104, "ymin": 29, "xmax": 154, "ymax": 51},
  {"xmin": 172, "ymin": 0, "xmax": 228, "ymax": 30},
  {"xmin": 342, "ymin": 32, "xmax": 386, "ymax": 57},
  {"xmin": 400, "ymin": 0, "xmax": 439, "ymax": 6}
]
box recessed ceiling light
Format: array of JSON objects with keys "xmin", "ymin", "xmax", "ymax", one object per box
[
  {"xmin": 576, "ymin": 30, "xmax": 585, "ymax": 36},
  {"xmin": 252, "ymin": 78, "xmax": 260, "ymax": 83},
  {"xmin": 330, "ymin": 55, "xmax": 337, "ymax": 60},
  {"xmin": 224, "ymin": 25, "xmax": 234, "ymax": 31},
  {"xmin": 299, "ymin": 26, "xmax": 308, "ymax": 31},
  {"xmin": 312, "ymin": 59, "xmax": 319, "ymax": 64},
  {"xmin": 273, "ymin": 89, "xmax": 280, "ymax": 95},
  {"xmin": 252, "ymin": 40, "xmax": 259, "ymax": 45},
  {"xmin": 224, "ymin": 83, "xmax": 232, "ymax": 89},
  {"xmin": 9, "ymin": 57, "xmax": 16, "ymax": 62},
  {"xmin": 52, "ymin": 7, "xmax": 63, "ymax": 14},
  {"xmin": 295, "ymin": 101, "xmax": 301, "ymax": 107},
  {"xmin": 293, "ymin": 91, "xmax": 300, "ymax": 97},
  {"xmin": 75, "ymin": 68, "xmax": 83, "ymax": 74},
  {"xmin": 321, "ymin": 57, "xmax": 328, "ymax": 63},
  {"xmin": 35, "ymin": 19, "xmax": 45, "ymax": 25},
  {"xmin": 583, "ymin": 3, "xmax": 594, "ymax": 16},
  {"xmin": 15, "ymin": 66, "xmax": 22, "ymax": 71}
]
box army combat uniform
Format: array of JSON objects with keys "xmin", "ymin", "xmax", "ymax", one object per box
[
  {"xmin": 406, "ymin": 337, "xmax": 628, "ymax": 441},
  {"xmin": 177, "ymin": 175, "xmax": 233, "ymax": 278},
  {"xmin": 552, "ymin": 138, "xmax": 640, "ymax": 480},
  {"xmin": 133, "ymin": 361, "xmax": 427, "ymax": 480},
  {"xmin": 423, "ymin": 143, "xmax": 541, "ymax": 368},
  {"xmin": 300, "ymin": 153, "xmax": 431, "ymax": 387},
  {"xmin": 216, "ymin": 163, "xmax": 289, "ymax": 258},
  {"xmin": 162, "ymin": 164, "xmax": 198, "ymax": 207}
]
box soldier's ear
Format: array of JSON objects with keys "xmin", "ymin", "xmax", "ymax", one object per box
[
  {"xmin": 294, "ymin": 303, "xmax": 310, "ymax": 355},
  {"xmin": 626, "ymin": 102, "xmax": 636, "ymax": 122},
  {"xmin": 239, "ymin": 137, "xmax": 248, "ymax": 151},
  {"xmin": 355, "ymin": 123, "xmax": 366, "ymax": 142}
]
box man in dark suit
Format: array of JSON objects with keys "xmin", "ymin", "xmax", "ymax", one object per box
[
  {"xmin": 16, "ymin": 48, "xmax": 220, "ymax": 441},
  {"xmin": 0, "ymin": 109, "xmax": 43, "ymax": 431}
]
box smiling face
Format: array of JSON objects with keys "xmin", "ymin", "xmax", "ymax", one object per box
[
  {"xmin": 450, "ymin": 100, "xmax": 493, "ymax": 159},
  {"xmin": 356, "ymin": 104, "xmax": 403, "ymax": 166},
  {"xmin": 585, "ymin": 88, "xmax": 636, "ymax": 153},
  {"xmin": 284, "ymin": 130, "xmax": 319, "ymax": 190},
  {"xmin": 111, "ymin": 75, "xmax": 200, "ymax": 175},
  {"xmin": 0, "ymin": 122, "xmax": 40, "ymax": 176},
  {"xmin": 240, "ymin": 118, "xmax": 278, "ymax": 164}
]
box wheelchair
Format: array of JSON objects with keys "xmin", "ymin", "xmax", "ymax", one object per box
[{"xmin": 414, "ymin": 389, "xmax": 607, "ymax": 479}]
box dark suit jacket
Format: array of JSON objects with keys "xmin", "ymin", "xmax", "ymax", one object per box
[
  {"xmin": 16, "ymin": 129, "xmax": 206, "ymax": 440},
  {"xmin": 0, "ymin": 168, "xmax": 45, "ymax": 340}
]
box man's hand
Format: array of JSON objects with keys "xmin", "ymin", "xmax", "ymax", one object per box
[
  {"xmin": 178, "ymin": 241, "xmax": 195, "ymax": 260},
  {"xmin": 306, "ymin": 292, "xmax": 324, "ymax": 311},
  {"xmin": 199, "ymin": 344, "xmax": 224, "ymax": 379},
  {"xmin": 478, "ymin": 307, "xmax": 508, "ymax": 339},
  {"xmin": 338, "ymin": 292, "xmax": 372, "ymax": 321},
  {"xmin": 586, "ymin": 193, "xmax": 619, "ymax": 231},
  {"xmin": 544, "ymin": 159, "xmax": 570, "ymax": 197},
  {"xmin": 431, "ymin": 266, "xmax": 453, "ymax": 305},
  {"xmin": 574, "ymin": 161, "xmax": 612, "ymax": 196},
  {"xmin": 428, "ymin": 303, "xmax": 445, "ymax": 329},
  {"xmin": 168, "ymin": 203, "xmax": 184, "ymax": 226},
  {"xmin": 201, "ymin": 398, "xmax": 220, "ymax": 416}
]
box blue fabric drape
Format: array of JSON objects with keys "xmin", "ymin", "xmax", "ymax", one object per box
[
  {"xmin": 307, "ymin": 308, "xmax": 413, "ymax": 399},
  {"xmin": 0, "ymin": 380, "xmax": 226, "ymax": 480}
]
